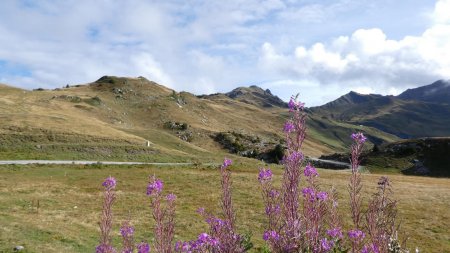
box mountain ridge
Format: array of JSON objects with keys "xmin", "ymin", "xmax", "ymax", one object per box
[
  {"xmin": 398, "ymin": 79, "xmax": 450, "ymax": 104},
  {"xmin": 311, "ymin": 80, "xmax": 450, "ymax": 138}
]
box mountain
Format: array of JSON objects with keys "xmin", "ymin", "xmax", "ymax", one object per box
[
  {"xmin": 311, "ymin": 80, "xmax": 450, "ymax": 138},
  {"xmin": 398, "ymin": 80, "xmax": 450, "ymax": 104},
  {"xmin": 0, "ymin": 76, "xmax": 398, "ymax": 163},
  {"xmin": 199, "ymin": 85, "xmax": 287, "ymax": 108},
  {"xmin": 320, "ymin": 91, "xmax": 384, "ymax": 108}
]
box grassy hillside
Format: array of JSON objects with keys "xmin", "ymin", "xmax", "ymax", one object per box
[{"xmin": 0, "ymin": 76, "xmax": 397, "ymax": 162}]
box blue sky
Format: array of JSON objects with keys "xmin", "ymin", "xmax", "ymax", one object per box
[{"xmin": 1, "ymin": 0, "xmax": 449, "ymax": 106}]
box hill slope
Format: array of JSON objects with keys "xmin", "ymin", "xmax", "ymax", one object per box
[
  {"xmin": 311, "ymin": 80, "xmax": 450, "ymax": 138},
  {"xmin": 398, "ymin": 80, "xmax": 450, "ymax": 104},
  {"xmin": 0, "ymin": 76, "xmax": 398, "ymax": 162}
]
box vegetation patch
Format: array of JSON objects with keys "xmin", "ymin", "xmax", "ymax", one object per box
[
  {"xmin": 214, "ymin": 131, "xmax": 284, "ymax": 163},
  {"xmin": 163, "ymin": 121, "xmax": 193, "ymax": 142}
]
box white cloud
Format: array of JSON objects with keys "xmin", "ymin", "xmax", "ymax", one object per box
[
  {"xmin": 0, "ymin": 0, "xmax": 447, "ymax": 106},
  {"xmin": 433, "ymin": 0, "xmax": 450, "ymax": 24},
  {"xmin": 259, "ymin": 0, "xmax": 450, "ymax": 104}
]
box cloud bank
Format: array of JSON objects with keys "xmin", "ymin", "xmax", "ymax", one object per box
[{"xmin": 260, "ymin": 0, "xmax": 450, "ymax": 105}]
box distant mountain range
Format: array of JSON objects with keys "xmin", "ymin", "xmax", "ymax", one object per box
[
  {"xmin": 311, "ymin": 80, "xmax": 450, "ymax": 138},
  {"xmin": 0, "ymin": 76, "xmax": 448, "ymax": 173}
]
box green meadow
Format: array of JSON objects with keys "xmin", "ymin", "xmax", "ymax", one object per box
[{"xmin": 1, "ymin": 163, "xmax": 449, "ymax": 252}]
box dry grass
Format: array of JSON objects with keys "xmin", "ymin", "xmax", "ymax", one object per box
[
  {"xmin": 0, "ymin": 163, "xmax": 449, "ymax": 252},
  {"xmin": 0, "ymin": 78, "xmax": 398, "ymax": 161}
]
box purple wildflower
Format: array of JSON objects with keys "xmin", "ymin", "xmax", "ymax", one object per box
[
  {"xmin": 304, "ymin": 164, "xmax": 318, "ymax": 177},
  {"xmin": 166, "ymin": 193, "xmax": 177, "ymax": 202},
  {"xmin": 268, "ymin": 189, "xmax": 280, "ymax": 198},
  {"xmin": 283, "ymin": 121, "xmax": 295, "ymax": 133},
  {"xmin": 348, "ymin": 229, "xmax": 365, "ymax": 241},
  {"xmin": 198, "ymin": 232, "xmax": 210, "ymax": 242},
  {"xmin": 222, "ymin": 158, "xmax": 232, "ymax": 167},
  {"xmin": 258, "ymin": 168, "xmax": 273, "ymax": 182},
  {"xmin": 95, "ymin": 244, "xmax": 116, "ymax": 253},
  {"xmin": 288, "ymin": 98, "xmax": 296, "ymax": 111},
  {"xmin": 283, "ymin": 151, "xmax": 304, "ymax": 164},
  {"xmin": 209, "ymin": 238, "xmax": 219, "ymax": 247},
  {"xmin": 263, "ymin": 230, "xmax": 280, "ymax": 241},
  {"xmin": 320, "ymin": 238, "xmax": 334, "ymax": 252},
  {"xmin": 102, "ymin": 176, "xmax": 116, "ymax": 190},
  {"xmin": 288, "ymin": 97, "xmax": 305, "ymax": 112},
  {"xmin": 197, "ymin": 207, "xmax": 205, "ymax": 215},
  {"xmin": 316, "ymin": 191, "xmax": 328, "ymax": 201},
  {"xmin": 302, "ymin": 187, "xmax": 315, "ymax": 198},
  {"xmin": 351, "ymin": 132, "xmax": 367, "ymax": 144},
  {"xmin": 265, "ymin": 205, "xmax": 281, "ymax": 215},
  {"xmin": 136, "ymin": 242, "xmax": 150, "ymax": 253},
  {"xmin": 146, "ymin": 179, "xmax": 163, "ymax": 196},
  {"xmin": 327, "ymin": 227, "xmax": 343, "ymax": 238},
  {"xmin": 175, "ymin": 241, "xmax": 182, "ymax": 251},
  {"xmin": 120, "ymin": 224, "xmax": 134, "ymax": 238},
  {"xmin": 361, "ymin": 243, "xmax": 379, "ymax": 253}
]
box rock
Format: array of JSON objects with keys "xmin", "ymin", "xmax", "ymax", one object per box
[{"xmin": 14, "ymin": 245, "xmax": 24, "ymax": 251}]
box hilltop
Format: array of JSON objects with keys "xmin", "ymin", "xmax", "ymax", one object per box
[{"xmin": 199, "ymin": 85, "xmax": 287, "ymax": 108}]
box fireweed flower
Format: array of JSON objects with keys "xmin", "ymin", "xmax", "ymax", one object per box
[
  {"xmin": 316, "ymin": 191, "xmax": 328, "ymax": 201},
  {"xmin": 320, "ymin": 238, "xmax": 334, "ymax": 252},
  {"xmin": 166, "ymin": 193, "xmax": 177, "ymax": 202},
  {"xmin": 283, "ymin": 151, "xmax": 304, "ymax": 164},
  {"xmin": 348, "ymin": 229, "xmax": 365, "ymax": 242},
  {"xmin": 351, "ymin": 132, "xmax": 367, "ymax": 144},
  {"xmin": 198, "ymin": 232, "xmax": 209, "ymax": 242},
  {"xmin": 288, "ymin": 97, "xmax": 305, "ymax": 112},
  {"xmin": 102, "ymin": 176, "xmax": 116, "ymax": 189},
  {"xmin": 222, "ymin": 158, "xmax": 232, "ymax": 167},
  {"xmin": 327, "ymin": 227, "xmax": 343, "ymax": 238},
  {"xmin": 304, "ymin": 164, "xmax": 318, "ymax": 177},
  {"xmin": 120, "ymin": 224, "xmax": 134, "ymax": 238},
  {"xmin": 146, "ymin": 179, "xmax": 163, "ymax": 196},
  {"xmin": 136, "ymin": 242, "xmax": 150, "ymax": 253},
  {"xmin": 269, "ymin": 189, "xmax": 280, "ymax": 198},
  {"xmin": 258, "ymin": 168, "xmax": 273, "ymax": 182},
  {"xmin": 95, "ymin": 244, "xmax": 116, "ymax": 253},
  {"xmin": 302, "ymin": 187, "xmax": 315, "ymax": 198},
  {"xmin": 283, "ymin": 121, "xmax": 295, "ymax": 133},
  {"xmin": 196, "ymin": 207, "xmax": 205, "ymax": 215},
  {"xmin": 265, "ymin": 205, "xmax": 281, "ymax": 215},
  {"xmin": 263, "ymin": 230, "xmax": 280, "ymax": 241},
  {"xmin": 361, "ymin": 243, "xmax": 379, "ymax": 253},
  {"xmin": 288, "ymin": 98, "xmax": 296, "ymax": 111}
]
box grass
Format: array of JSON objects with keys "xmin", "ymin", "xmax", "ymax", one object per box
[
  {"xmin": 1, "ymin": 163, "xmax": 449, "ymax": 252},
  {"xmin": 0, "ymin": 77, "xmax": 398, "ymax": 163}
]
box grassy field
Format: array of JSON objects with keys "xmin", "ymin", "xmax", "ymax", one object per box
[{"xmin": 0, "ymin": 162, "xmax": 449, "ymax": 252}]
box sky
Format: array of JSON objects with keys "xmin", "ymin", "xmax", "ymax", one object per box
[{"xmin": 0, "ymin": 0, "xmax": 449, "ymax": 106}]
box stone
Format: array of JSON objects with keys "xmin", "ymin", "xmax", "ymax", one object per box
[{"xmin": 14, "ymin": 245, "xmax": 25, "ymax": 252}]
